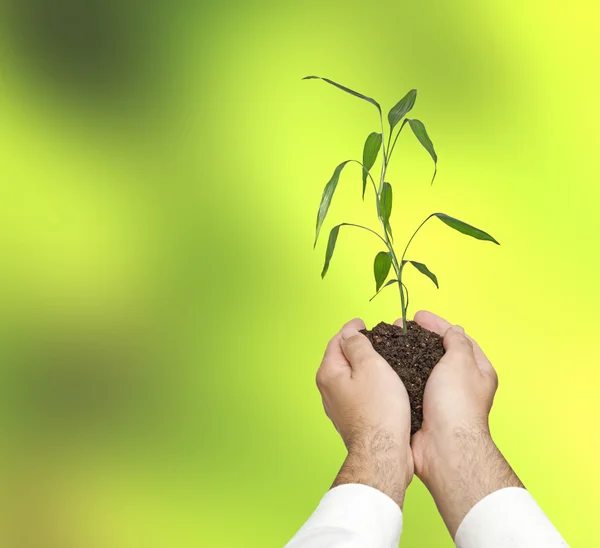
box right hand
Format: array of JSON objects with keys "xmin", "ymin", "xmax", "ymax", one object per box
[{"xmin": 407, "ymin": 310, "xmax": 521, "ymax": 537}]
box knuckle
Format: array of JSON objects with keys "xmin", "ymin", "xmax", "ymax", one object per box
[
  {"xmin": 488, "ymin": 368, "xmax": 499, "ymax": 389},
  {"xmin": 315, "ymin": 366, "xmax": 328, "ymax": 388},
  {"xmin": 455, "ymin": 334, "xmax": 474, "ymax": 351},
  {"xmin": 316, "ymin": 363, "xmax": 342, "ymax": 389}
]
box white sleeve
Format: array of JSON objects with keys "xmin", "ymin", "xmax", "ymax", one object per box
[
  {"xmin": 285, "ymin": 484, "xmax": 403, "ymax": 548},
  {"xmin": 455, "ymin": 487, "xmax": 568, "ymax": 548}
]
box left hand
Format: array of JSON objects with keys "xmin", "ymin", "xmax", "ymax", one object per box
[{"xmin": 316, "ymin": 318, "xmax": 414, "ymax": 507}]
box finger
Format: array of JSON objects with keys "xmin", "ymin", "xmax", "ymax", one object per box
[
  {"xmin": 322, "ymin": 318, "xmax": 366, "ymax": 362},
  {"xmin": 442, "ymin": 325, "xmax": 477, "ymax": 369},
  {"xmin": 393, "ymin": 317, "xmax": 406, "ymax": 329},
  {"xmin": 318, "ymin": 318, "xmax": 366, "ymax": 383},
  {"xmin": 444, "ymin": 326, "xmax": 498, "ymax": 389},
  {"xmin": 415, "ymin": 310, "xmax": 491, "ymax": 374},
  {"xmin": 472, "ymin": 344, "xmax": 497, "ymax": 384},
  {"xmin": 340, "ymin": 327, "xmax": 382, "ymax": 373},
  {"xmin": 414, "ymin": 310, "xmax": 452, "ymax": 336}
]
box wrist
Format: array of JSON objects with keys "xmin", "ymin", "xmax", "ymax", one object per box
[
  {"xmin": 334, "ymin": 430, "xmax": 413, "ymax": 508},
  {"xmin": 417, "ymin": 423, "xmax": 492, "ymax": 487},
  {"xmin": 417, "ymin": 425, "xmax": 523, "ymax": 537}
]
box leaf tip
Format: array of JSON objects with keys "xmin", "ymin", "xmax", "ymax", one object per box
[{"xmin": 430, "ymin": 167, "xmax": 438, "ymax": 185}]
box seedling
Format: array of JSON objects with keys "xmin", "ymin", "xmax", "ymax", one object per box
[{"xmin": 305, "ymin": 76, "xmax": 499, "ymax": 332}]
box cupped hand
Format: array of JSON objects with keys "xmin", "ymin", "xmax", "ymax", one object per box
[
  {"xmin": 400, "ymin": 311, "xmax": 498, "ymax": 479},
  {"xmin": 401, "ymin": 310, "xmax": 521, "ymax": 537},
  {"xmin": 316, "ymin": 318, "xmax": 414, "ymax": 506}
]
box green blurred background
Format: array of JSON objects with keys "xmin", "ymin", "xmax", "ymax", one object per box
[{"xmin": 0, "ymin": 0, "xmax": 596, "ymax": 545}]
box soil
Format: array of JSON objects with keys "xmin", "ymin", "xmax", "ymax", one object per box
[{"xmin": 360, "ymin": 321, "xmax": 445, "ymax": 435}]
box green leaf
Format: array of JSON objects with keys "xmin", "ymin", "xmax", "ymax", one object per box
[
  {"xmin": 408, "ymin": 119, "xmax": 438, "ymax": 183},
  {"xmin": 369, "ymin": 279, "xmax": 398, "ymax": 301},
  {"xmin": 303, "ymin": 76, "xmax": 381, "ymax": 112},
  {"xmin": 321, "ymin": 225, "xmax": 341, "ymax": 278},
  {"xmin": 362, "ymin": 133, "xmax": 382, "ymax": 198},
  {"xmin": 434, "ymin": 213, "xmax": 500, "ymax": 244},
  {"xmin": 314, "ymin": 161, "xmax": 350, "ymax": 246},
  {"xmin": 388, "ymin": 89, "xmax": 417, "ymax": 132},
  {"xmin": 406, "ymin": 260, "xmax": 439, "ymax": 288},
  {"xmin": 373, "ymin": 251, "xmax": 392, "ymax": 292},
  {"xmin": 380, "ymin": 182, "xmax": 393, "ymax": 241}
]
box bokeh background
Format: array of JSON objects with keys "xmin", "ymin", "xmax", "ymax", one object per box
[{"xmin": 0, "ymin": 0, "xmax": 596, "ymax": 545}]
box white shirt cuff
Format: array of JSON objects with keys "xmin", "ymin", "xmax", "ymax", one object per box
[
  {"xmin": 455, "ymin": 487, "xmax": 568, "ymax": 548},
  {"xmin": 285, "ymin": 484, "xmax": 403, "ymax": 548}
]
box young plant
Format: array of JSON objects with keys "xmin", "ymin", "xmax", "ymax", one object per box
[{"xmin": 305, "ymin": 76, "xmax": 499, "ymax": 331}]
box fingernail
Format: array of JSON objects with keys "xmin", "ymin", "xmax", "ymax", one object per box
[
  {"xmin": 452, "ymin": 325, "xmax": 465, "ymax": 334},
  {"xmin": 341, "ymin": 327, "xmax": 360, "ymax": 340}
]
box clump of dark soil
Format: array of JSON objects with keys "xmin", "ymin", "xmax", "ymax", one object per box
[{"xmin": 360, "ymin": 321, "xmax": 445, "ymax": 435}]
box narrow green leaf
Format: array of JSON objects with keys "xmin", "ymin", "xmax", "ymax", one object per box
[
  {"xmin": 381, "ymin": 183, "xmax": 393, "ymax": 220},
  {"xmin": 369, "ymin": 279, "xmax": 398, "ymax": 301},
  {"xmin": 388, "ymin": 89, "xmax": 417, "ymax": 132},
  {"xmin": 362, "ymin": 132, "xmax": 382, "ymax": 198},
  {"xmin": 314, "ymin": 161, "xmax": 350, "ymax": 246},
  {"xmin": 373, "ymin": 251, "xmax": 392, "ymax": 292},
  {"xmin": 321, "ymin": 225, "xmax": 341, "ymax": 278},
  {"xmin": 434, "ymin": 213, "xmax": 500, "ymax": 244},
  {"xmin": 406, "ymin": 260, "xmax": 439, "ymax": 288},
  {"xmin": 380, "ymin": 182, "xmax": 393, "ymax": 241},
  {"xmin": 303, "ymin": 76, "xmax": 381, "ymax": 112},
  {"xmin": 408, "ymin": 119, "xmax": 438, "ymax": 183}
]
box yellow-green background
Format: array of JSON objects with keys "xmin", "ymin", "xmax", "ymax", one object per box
[{"xmin": 0, "ymin": 0, "xmax": 596, "ymax": 545}]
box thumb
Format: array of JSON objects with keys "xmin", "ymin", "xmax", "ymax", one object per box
[
  {"xmin": 340, "ymin": 328, "xmax": 381, "ymax": 372},
  {"xmin": 443, "ymin": 325, "xmax": 476, "ymax": 365}
]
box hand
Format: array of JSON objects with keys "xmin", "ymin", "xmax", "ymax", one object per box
[
  {"xmin": 408, "ymin": 311, "xmax": 522, "ymax": 537},
  {"xmin": 316, "ymin": 318, "xmax": 414, "ymax": 508},
  {"xmin": 409, "ymin": 310, "xmax": 499, "ymax": 469}
]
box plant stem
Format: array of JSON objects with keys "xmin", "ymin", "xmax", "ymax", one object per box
[
  {"xmin": 387, "ymin": 238, "xmax": 406, "ymax": 330},
  {"xmin": 376, "ymin": 118, "xmax": 407, "ymax": 332},
  {"xmin": 387, "ymin": 214, "xmax": 437, "ymax": 329}
]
